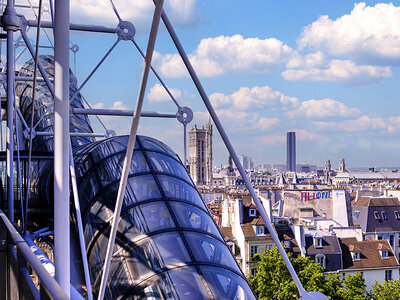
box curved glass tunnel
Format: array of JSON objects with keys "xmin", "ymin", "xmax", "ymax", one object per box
[
  {"xmin": 14, "ymin": 57, "xmax": 256, "ymax": 299},
  {"xmin": 74, "ymin": 135, "xmax": 255, "ymax": 299}
]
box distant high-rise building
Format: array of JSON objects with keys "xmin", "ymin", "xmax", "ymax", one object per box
[
  {"xmin": 189, "ymin": 121, "xmax": 213, "ymax": 185},
  {"xmin": 287, "ymin": 131, "xmax": 296, "ymax": 171},
  {"xmin": 239, "ymin": 155, "xmax": 249, "ymax": 170},
  {"xmin": 239, "ymin": 155, "xmax": 254, "ymax": 170}
]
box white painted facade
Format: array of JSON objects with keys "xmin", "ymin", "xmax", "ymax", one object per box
[{"xmin": 339, "ymin": 267, "xmax": 400, "ymax": 291}]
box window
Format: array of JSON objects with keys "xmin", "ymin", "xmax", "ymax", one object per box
[
  {"xmin": 374, "ymin": 211, "xmax": 381, "ymax": 220},
  {"xmin": 389, "ymin": 234, "xmax": 394, "ymax": 248},
  {"xmin": 266, "ymin": 244, "xmax": 273, "ymax": 250},
  {"xmin": 395, "ymin": 211, "xmax": 400, "ymax": 220},
  {"xmin": 251, "ymin": 268, "xmax": 257, "ymax": 277},
  {"xmin": 360, "ymin": 272, "xmax": 364, "ymax": 279},
  {"xmin": 314, "ymin": 237, "xmax": 323, "ymax": 248},
  {"xmin": 382, "ymin": 211, "xmax": 388, "ymax": 220},
  {"xmin": 250, "ymin": 245, "xmax": 258, "ymax": 258},
  {"xmin": 381, "ymin": 250, "xmax": 389, "ymax": 259},
  {"xmin": 249, "ymin": 208, "xmax": 256, "ymax": 217},
  {"xmin": 353, "ymin": 211, "xmax": 360, "ymax": 219},
  {"xmin": 227, "ymin": 243, "xmax": 234, "ymax": 254},
  {"xmin": 377, "ymin": 233, "xmax": 383, "ymax": 240},
  {"xmin": 256, "ymin": 225, "xmax": 264, "ymax": 235},
  {"xmin": 352, "ymin": 251, "xmax": 361, "ymax": 261},
  {"xmin": 385, "ymin": 270, "xmax": 393, "ymax": 281},
  {"xmin": 315, "ymin": 254, "xmax": 326, "ymax": 268},
  {"xmin": 284, "ymin": 240, "xmax": 291, "ymax": 249}
]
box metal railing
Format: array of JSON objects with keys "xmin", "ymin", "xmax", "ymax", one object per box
[{"xmin": 0, "ymin": 209, "xmax": 69, "ymax": 300}]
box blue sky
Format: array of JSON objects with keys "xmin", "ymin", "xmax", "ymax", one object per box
[{"xmin": 16, "ymin": 0, "xmax": 400, "ymax": 169}]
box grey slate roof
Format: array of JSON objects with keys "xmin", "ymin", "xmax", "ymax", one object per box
[{"xmin": 352, "ymin": 197, "xmax": 400, "ymax": 232}]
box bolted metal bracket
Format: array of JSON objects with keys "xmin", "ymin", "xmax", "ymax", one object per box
[
  {"xmin": 176, "ymin": 106, "xmax": 193, "ymax": 125},
  {"xmin": 70, "ymin": 44, "xmax": 79, "ymax": 53},
  {"xmin": 106, "ymin": 129, "xmax": 116, "ymax": 138},
  {"xmin": 1, "ymin": 6, "xmax": 20, "ymax": 31},
  {"xmin": 23, "ymin": 128, "xmax": 37, "ymax": 140},
  {"xmin": 117, "ymin": 21, "xmax": 136, "ymax": 41}
]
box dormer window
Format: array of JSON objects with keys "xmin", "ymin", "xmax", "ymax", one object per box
[
  {"xmin": 314, "ymin": 237, "xmax": 323, "ymax": 248},
  {"xmin": 380, "ymin": 250, "xmax": 389, "ymax": 259},
  {"xmin": 351, "ymin": 251, "xmax": 361, "ymax": 261},
  {"xmin": 381, "ymin": 211, "xmax": 387, "ymax": 220},
  {"xmin": 374, "ymin": 211, "xmax": 381, "ymax": 220},
  {"xmin": 249, "ymin": 208, "xmax": 256, "ymax": 217},
  {"xmin": 353, "ymin": 211, "xmax": 360, "ymax": 219},
  {"xmin": 256, "ymin": 225, "xmax": 264, "ymax": 235},
  {"xmin": 315, "ymin": 254, "xmax": 326, "ymax": 268},
  {"xmin": 395, "ymin": 211, "xmax": 400, "ymax": 220}
]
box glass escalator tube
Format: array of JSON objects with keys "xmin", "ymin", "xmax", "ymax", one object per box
[{"xmin": 16, "ymin": 57, "xmax": 256, "ymax": 299}]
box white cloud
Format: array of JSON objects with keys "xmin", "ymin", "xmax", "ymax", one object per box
[
  {"xmin": 153, "ymin": 35, "xmax": 295, "ymax": 78},
  {"xmin": 313, "ymin": 115, "xmax": 400, "ymax": 133},
  {"xmin": 146, "ymin": 83, "xmax": 181, "ymax": 103},
  {"xmin": 257, "ymin": 130, "xmax": 319, "ymax": 146},
  {"xmin": 69, "ymin": 0, "xmax": 202, "ymax": 30},
  {"xmin": 209, "ymin": 85, "xmax": 298, "ymax": 111},
  {"xmin": 257, "ymin": 134, "xmax": 286, "ymax": 145},
  {"xmin": 254, "ymin": 117, "xmax": 280, "ymax": 131},
  {"xmin": 286, "ymin": 51, "xmax": 327, "ymax": 69},
  {"xmin": 298, "ymin": 2, "xmax": 400, "ymax": 64},
  {"xmin": 282, "ymin": 59, "xmax": 391, "ymax": 83},
  {"xmin": 295, "ymin": 129, "xmax": 320, "ymax": 141},
  {"xmin": 194, "ymin": 109, "xmax": 279, "ymax": 132},
  {"xmin": 287, "ymin": 98, "xmax": 360, "ymax": 119}
]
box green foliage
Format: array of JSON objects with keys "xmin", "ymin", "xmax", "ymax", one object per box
[
  {"xmin": 247, "ymin": 246, "xmax": 367, "ymax": 300},
  {"xmin": 369, "ymin": 280, "xmax": 400, "ymax": 300}
]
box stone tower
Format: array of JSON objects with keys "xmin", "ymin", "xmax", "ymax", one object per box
[
  {"xmin": 325, "ymin": 160, "xmax": 331, "ymax": 173},
  {"xmin": 188, "ymin": 120, "xmax": 213, "ymax": 185},
  {"xmin": 339, "ymin": 158, "xmax": 346, "ymax": 172}
]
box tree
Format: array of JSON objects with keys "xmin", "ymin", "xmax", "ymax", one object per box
[
  {"xmin": 247, "ymin": 246, "xmax": 367, "ymax": 300},
  {"xmin": 369, "ymin": 280, "xmax": 400, "ymax": 299}
]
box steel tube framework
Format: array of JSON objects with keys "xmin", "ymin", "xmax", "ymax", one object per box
[
  {"xmin": 4, "ymin": 1, "xmax": 16, "ymax": 223},
  {"xmin": 72, "ymin": 107, "xmax": 176, "ymax": 118},
  {"xmin": 97, "ymin": 0, "xmax": 164, "ymax": 298},
  {"xmin": 159, "ymin": 6, "xmax": 319, "ymax": 299},
  {"xmin": 0, "ymin": 210, "xmax": 69, "ymax": 300},
  {"xmin": 28, "ymin": 19, "xmax": 117, "ymax": 34},
  {"xmin": 53, "ymin": 0, "xmax": 70, "ymax": 296}
]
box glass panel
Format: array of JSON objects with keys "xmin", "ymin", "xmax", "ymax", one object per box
[
  {"xmin": 152, "ymin": 233, "xmax": 191, "ymax": 268},
  {"xmin": 184, "ymin": 232, "xmax": 240, "ymax": 273},
  {"xmin": 130, "ymin": 175, "xmax": 162, "ymax": 202},
  {"xmin": 200, "ymin": 266, "xmax": 256, "ymax": 300},
  {"xmin": 168, "ymin": 267, "xmax": 209, "ymax": 299},
  {"xmin": 157, "ymin": 175, "xmax": 205, "ymax": 209},
  {"xmin": 127, "ymin": 272, "xmax": 176, "ymax": 300},
  {"xmin": 170, "ymin": 202, "xmax": 221, "ymax": 237},
  {"xmin": 147, "ymin": 152, "xmax": 191, "ymax": 183},
  {"xmin": 139, "ymin": 136, "xmax": 177, "ymax": 158},
  {"xmin": 136, "ymin": 202, "xmax": 175, "ymax": 233},
  {"xmin": 124, "ymin": 237, "xmax": 164, "ymax": 282}
]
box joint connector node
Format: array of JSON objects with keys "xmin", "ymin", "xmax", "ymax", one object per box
[
  {"xmin": 23, "ymin": 128, "xmax": 36, "ymax": 140},
  {"xmin": 117, "ymin": 21, "xmax": 136, "ymax": 41},
  {"xmin": 176, "ymin": 106, "xmax": 193, "ymax": 125},
  {"xmin": 1, "ymin": 7, "xmax": 20, "ymax": 31}
]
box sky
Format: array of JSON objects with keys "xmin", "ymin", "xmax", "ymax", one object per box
[{"xmin": 12, "ymin": 0, "xmax": 400, "ymax": 169}]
